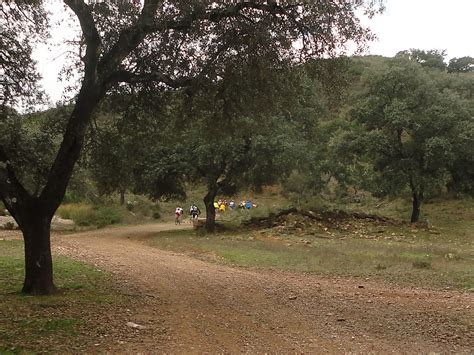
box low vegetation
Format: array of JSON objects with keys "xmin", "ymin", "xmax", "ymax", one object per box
[
  {"xmin": 148, "ymin": 197, "xmax": 474, "ymax": 291},
  {"xmin": 55, "ymin": 194, "xmax": 162, "ymax": 229},
  {"xmin": 0, "ymin": 240, "xmax": 133, "ymax": 353},
  {"xmin": 57, "ymin": 203, "xmax": 122, "ymax": 228}
]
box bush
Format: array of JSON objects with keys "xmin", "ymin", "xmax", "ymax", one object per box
[
  {"xmin": 57, "ymin": 203, "xmax": 122, "ymax": 228},
  {"xmin": 92, "ymin": 206, "xmax": 122, "ymax": 228},
  {"xmin": 63, "ymin": 191, "xmax": 82, "ymax": 204},
  {"xmin": 128, "ymin": 196, "xmax": 158, "ymax": 217}
]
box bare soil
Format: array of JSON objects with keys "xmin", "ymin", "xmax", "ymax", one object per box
[{"xmin": 52, "ymin": 223, "xmax": 473, "ymax": 353}]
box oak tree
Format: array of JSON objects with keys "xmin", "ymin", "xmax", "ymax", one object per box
[
  {"xmin": 1, "ymin": 0, "xmax": 380, "ymax": 294},
  {"xmin": 352, "ymin": 59, "xmax": 469, "ymax": 222}
]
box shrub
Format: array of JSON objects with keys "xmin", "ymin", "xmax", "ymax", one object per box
[
  {"xmin": 128, "ymin": 196, "xmax": 158, "ymax": 217},
  {"xmin": 92, "ymin": 205, "xmax": 122, "ymax": 228},
  {"xmin": 57, "ymin": 203, "xmax": 122, "ymax": 228}
]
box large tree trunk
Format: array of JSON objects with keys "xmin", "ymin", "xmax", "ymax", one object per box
[
  {"xmin": 203, "ymin": 186, "xmax": 218, "ymax": 233},
  {"xmin": 410, "ymin": 192, "xmax": 422, "ymax": 223},
  {"xmin": 21, "ymin": 214, "xmax": 56, "ymax": 295}
]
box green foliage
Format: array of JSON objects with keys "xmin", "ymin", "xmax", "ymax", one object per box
[
  {"xmin": 447, "ymin": 56, "xmax": 474, "ymax": 73},
  {"xmin": 0, "ymin": 109, "xmax": 66, "ymax": 196},
  {"xmin": 1, "ymin": 3, "xmax": 47, "ymax": 109},
  {"xmin": 88, "ymin": 110, "xmax": 135, "ymax": 198},
  {"xmin": 184, "ymin": 60, "xmax": 306, "ymax": 191},
  {"xmin": 396, "ymin": 49, "xmax": 447, "ymax": 70},
  {"xmin": 87, "ymin": 92, "xmax": 189, "ymax": 202},
  {"xmin": 349, "ymin": 58, "xmax": 471, "ymax": 221},
  {"xmin": 57, "ymin": 203, "xmax": 122, "ymax": 228}
]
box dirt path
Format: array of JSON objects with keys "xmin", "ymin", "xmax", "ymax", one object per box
[{"xmin": 53, "ymin": 223, "xmax": 473, "ymax": 353}]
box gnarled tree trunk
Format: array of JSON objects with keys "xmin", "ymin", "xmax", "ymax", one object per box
[{"xmin": 21, "ymin": 214, "xmax": 56, "ymax": 294}]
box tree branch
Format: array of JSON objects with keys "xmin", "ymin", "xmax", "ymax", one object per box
[
  {"xmin": 156, "ymin": 1, "xmax": 297, "ymax": 32},
  {"xmin": 101, "ymin": 1, "xmax": 302, "ymax": 80},
  {"xmin": 0, "ymin": 144, "xmax": 31, "ymax": 208},
  {"xmin": 63, "ymin": 0, "xmax": 101, "ymax": 79},
  {"xmin": 107, "ymin": 70, "xmax": 193, "ymax": 89},
  {"xmin": 98, "ymin": 0, "xmax": 161, "ymax": 77}
]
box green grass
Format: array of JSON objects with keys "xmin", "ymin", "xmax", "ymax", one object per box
[
  {"xmin": 148, "ymin": 218, "xmax": 474, "ymax": 291},
  {"xmin": 0, "ymin": 240, "xmax": 130, "ymax": 353},
  {"xmin": 57, "ymin": 203, "xmax": 123, "ymax": 228},
  {"xmin": 148, "ymin": 192, "xmax": 474, "ymax": 291}
]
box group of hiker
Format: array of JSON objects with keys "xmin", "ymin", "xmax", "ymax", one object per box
[
  {"xmin": 174, "ymin": 199, "xmax": 257, "ymax": 224},
  {"xmin": 213, "ymin": 199, "xmax": 257, "ymax": 213}
]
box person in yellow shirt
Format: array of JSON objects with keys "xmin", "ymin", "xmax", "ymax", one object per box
[{"xmin": 219, "ymin": 203, "xmax": 226, "ymax": 213}]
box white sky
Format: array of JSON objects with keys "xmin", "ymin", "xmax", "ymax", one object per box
[
  {"xmin": 35, "ymin": 0, "xmax": 474, "ymax": 104},
  {"xmin": 365, "ymin": 0, "xmax": 474, "ymax": 59}
]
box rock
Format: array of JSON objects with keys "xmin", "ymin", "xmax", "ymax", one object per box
[
  {"xmin": 126, "ymin": 321, "xmax": 146, "ymax": 330},
  {"xmin": 336, "ymin": 318, "xmax": 345, "ymax": 322},
  {"xmin": 358, "ymin": 285, "xmax": 365, "ymax": 289},
  {"xmin": 288, "ymin": 295, "xmax": 297, "ymax": 300}
]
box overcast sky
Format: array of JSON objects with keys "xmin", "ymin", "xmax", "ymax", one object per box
[
  {"xmin": 36, "ymin": 0, "xmax": 474, "ymax": 104},
  {"xmin": 365, "ymin": 0, "xmax": 474, "ymax": 59}
]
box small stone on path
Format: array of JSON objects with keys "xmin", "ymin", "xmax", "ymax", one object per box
[{"xmin": 126, "ymin": 321, "xmax": 146, "ymax": 330}]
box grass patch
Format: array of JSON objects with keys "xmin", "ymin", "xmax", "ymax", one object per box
[
  {"xmin": 57, "ymin": 203, "xmax": 122, "ymax": 228},
  {"xmin": 0, "ymin": 240, "xmax": 132, "ymax": 353},
  {"xmin": 126, "ymin": 192, "xmax": 474, "ymax": 290},
  {"xmin": 148, "ymin": 228, "xmax": 474, "ymax": 291}
]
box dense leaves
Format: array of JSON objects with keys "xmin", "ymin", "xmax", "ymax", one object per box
[
  {"xmin": 0, "ymin": 1, "xmax": 48, "ymax": 109},
  {"xmin": 350, "ymin": 59, "xmax": 472, "ymax": 221},
  {"xmin": 447, "ymin": 56, "xmax": 474, "ymax": 73}
]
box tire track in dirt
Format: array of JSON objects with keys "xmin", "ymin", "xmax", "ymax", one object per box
[{"xmin": 53, "ymin": 223, "xmax": 474, "ymax": 353}]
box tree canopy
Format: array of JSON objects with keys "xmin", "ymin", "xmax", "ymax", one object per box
[{"xmin": 350, "ymin": 58, "xmax": 470, "ymax": 222}]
